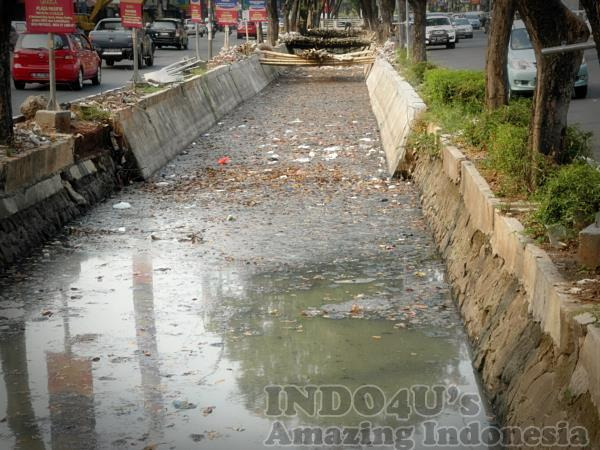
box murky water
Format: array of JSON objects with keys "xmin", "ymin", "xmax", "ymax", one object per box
[{"xmin": 1, "ymin": 68, "xmax": 497, "ymax": 449}]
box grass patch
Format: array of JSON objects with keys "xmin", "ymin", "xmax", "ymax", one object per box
[
  {"xmin": 189, "ymin": 66, "xmax": 207, "ymax": 77},
  {"xmin": 75, "ymin": 105, "xmax": 111, "ymax": 122},
  {"xmin": 422, "ymin": 68, "xmax": 485, "ymax": 113},
  {"xmin": 137, "ymin": 84, "xmax": 165, "ymax": 95},
  {"xmin": 407, "ymin": 122, "xmax": 439, "ymax": 158}
]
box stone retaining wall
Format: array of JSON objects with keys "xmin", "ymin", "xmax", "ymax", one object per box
[
  {"xmin": 366, "ymin": 58, "xmax": 426, "ymax": 176},
  {"xmin": 367, "ymin": 57, "xmax": 600, "ymax": 441},
  {"xmin": 114, "ymin": 55, "xmax": 280, "ymax": 179}
]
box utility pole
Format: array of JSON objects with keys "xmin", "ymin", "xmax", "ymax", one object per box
[{"xmin": 208, "ymin": 0, "xmax": 213, "ymax": 59}]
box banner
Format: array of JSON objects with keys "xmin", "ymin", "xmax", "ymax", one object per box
[
  {"xmin": 248, "ymin": 0, "xmax": 268, "ymax": 22},
  {"xmin": 215, "ymin": 0, "xmax": 238, "ymax": 26},
  {"xmin": 25, "ymin": 0, "xmax": 75, "ymax": 34},
  {"xmin": 120, "ymin": 0, "xmax": 144, "ymax": 29},
  {"xmin": 190, "ymin": 0, "xmax": 203, "ymax": 23}
]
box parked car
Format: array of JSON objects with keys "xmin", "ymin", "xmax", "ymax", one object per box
[
  {"xmin": 148, "ymin": 19, "xmax": 188, "ymax": 50},
  {"xmin": 464, "ymin": 13, "xmax": 481, "ymax": 30},
  {"xmin": 89, "ymin": 19, "xmax": 154, "ymax": 67},
  {"xmin": 452, "ymin": 17, "xmax": 473, "ymax": 39},
  {"xmin": 10, "ymin": 21, "xmax": 26, "ymax": 51},
  {"xmin": 184, "ymin": 19, "xmax": 207, "ymax": 36},
  {"xmin": 425, "ymin": 14, "xmax": 457, "ymax": 49},
  {"xmin": 507, "ymin": 20, "xmax": 588, "ymax": 99},
  {"xmin": 237, "ymin": 21, "xmax": 257, "ymax": 39},
  {"xmin": 12, "ymin": 32, "xmax": 101, "ymax": 90}
]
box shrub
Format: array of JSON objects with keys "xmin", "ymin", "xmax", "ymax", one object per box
[
  {"xmin": 395, "ymin": 49, "xmax": 436, "ymax": 85},
  {"xmin": 407, "ymin": 125, "xmax": 439, "ymax": 158},
  {"xmin": 562, "ymin": 125, "xmax": 592, "ymax": 163},
  {"xmin": 422, "ymin": 68, "xmax": 485, "ymax": 113},
  {"xmin": 464, "ymin": 98, "xmax": 532, "ymax": 148},
  {"xmin": 485, "ymin": 123, "xmax": 530, "ymax": 195},
  {"xmin": 534, "ymin": 162, "xmax": 600, "ymax": 231}
]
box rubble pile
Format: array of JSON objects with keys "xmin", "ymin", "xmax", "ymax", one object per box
[
  {"xmin": 207, "ymin": 42, "xmax": 257, "ymax": 69},
  {"xmin": 280, "ymin": 31, "xmax": 373, "ymax": 52},
  {"xmin": 11, "ymin": 122, "xmax": 52, "ymax": 151},
  {"xmin": 20, "ymin": 95, "xmax": 48, "ymax": 120}
]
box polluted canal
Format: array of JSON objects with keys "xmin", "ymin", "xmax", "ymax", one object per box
[{"xmin": 0, "ymin": 67, "xmax": 497, "ymax": 449}]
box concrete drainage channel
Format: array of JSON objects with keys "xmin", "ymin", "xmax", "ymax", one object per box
[
  {"xmin": 0, "ymin": 55, "xmax": 279, "ymax": 271},
  {"xmin": 0, "ymin": 53, "xmax": 597, "ymax": 448}
]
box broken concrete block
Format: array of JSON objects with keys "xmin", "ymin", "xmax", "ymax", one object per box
[
  {"xmin": 577, "ymin": 223, "xmax": 600, "ymax": 269},
  {"xmin": 35, "ymin": 110, "xmax": 71, "ymax": 133}
]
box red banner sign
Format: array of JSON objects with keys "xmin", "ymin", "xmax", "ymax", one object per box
[
  {"xmin": 190, "ymin": 0, "xmax": 203, "ymax": 23},
  {"xmin": 25, "ymin": 0, "xmax": 75, "ymax": 34},
  {"xmin": 120, "ymin": 0, "xmax": 144, "ymax": 29},
  {"xmin": 248, "ymin": 0, "xmax": 268, "ymax": 22},
  {"xmin": 215, "ymin": 0, "xmax": 238, "ymax": 26}
]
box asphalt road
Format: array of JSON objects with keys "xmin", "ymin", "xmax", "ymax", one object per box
[
  {"xmin": 10, "ymin": 32, "xmax": 236, "ymax": 114},
  {"xmin": 427, "ymin": 30, "xmax": 600, "ymax": 160}
]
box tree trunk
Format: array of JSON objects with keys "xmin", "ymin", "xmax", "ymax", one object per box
[
  {"xmin": 0, "ymin": 0, "xmax": 14, "ymax": 147},
  {"xmin": 397, "ymin": 0, "xmax": 406, "ymax": 48},
  {"xmin": 408, "ymin": 0, "xmax": 427, "ymax": 62},
  {"xmin": 282, "ymin": 0, "xmax": 292, "ymax": 33},
  {"xmin": 360, "ymin": 0, "xmax": 378, "ymax": 31},
  {"xmin": 268, "ymin": 0, "xmax": 279, "ymax": 45},
  {"xmin": 516, "ymin": 0, "xmax": 589, "ymax": 167},
  {"xmin": 484, "ymin": 0, "xmax": 515, "ymax": 109},
  {"xmin": 580, "ymin": 0, "xmax": 600, "ymax": 62},
  {"xmin": 290, "ymin": 0, "xmax": 300, "ymax": 31},
  {"xmin": 379, "ymin": 0, "xmax": 395, "ymax": 42}
]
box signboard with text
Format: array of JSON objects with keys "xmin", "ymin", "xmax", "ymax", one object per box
[
  {"xmin": 120, "ymin": 0, "xmax": 144, "ymax": 29},
  {"xmin": 248, "ymin": 0, "xmax": 268, "ymax": 22},
  {"xmin": 215, "ymin": 0, "xmax": 238, "ymax": 26},
  {"xmin": 190, "ymin": 0, "xmax": 203, "ymax": 23},
  {"xmin": 25, "ymin": 0, "xmax": 75, "ymax": 34}
]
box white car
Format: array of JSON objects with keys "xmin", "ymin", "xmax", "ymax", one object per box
[
  {"xmin": 452, "ymin": 17, "xmax": 473, "ymax": 39},
  {"xmin": 426, "ymin": 15, "xmax": 457, "ymax": 49}
]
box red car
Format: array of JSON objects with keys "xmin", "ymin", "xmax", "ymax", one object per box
[
  {"xmin": 237, "ymin": 21, "xmax": 257, "ymax": 39},
  {"xmin": 12, "ymin": 32, "xmax": 101, "ymax": 91}
]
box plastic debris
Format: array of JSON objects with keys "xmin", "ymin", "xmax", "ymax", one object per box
[{"xmin": 112, "ymin": 202, "xmax": 132, "ymax": 210}]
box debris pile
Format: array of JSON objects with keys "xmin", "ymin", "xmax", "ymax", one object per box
[
  {"xmin": 207, "ymin": 42, "xmax": 257, "ymax": 69},
  {"xmin": 259, "ymin": 49, "xmax": 375, "ymax": 66},
  {"xmin": 20, "ymin": 95, "xmax": 48, "ymax": 120},
  {"xmin": 280, "ymin": 32, "xmax": 373, "ymax": 52}
]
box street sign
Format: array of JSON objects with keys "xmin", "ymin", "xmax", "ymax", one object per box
[
  {"xmin": 248, "ymin": 0, "xmax": 268, "ymax": 22},
  {"xmin": 215, "ymin": 0, "xmax": 238, "ymax": 26},
  {"xmin": 190, "ymin": 0, "xmax": 203, "ymax": 23},
  {"xmin": 120, "ymin": 0, "xmax": 144, "ymax": 29},
  {"xmin": 25, "ymin": 0, "xmax": 75, "ymax": 34}
]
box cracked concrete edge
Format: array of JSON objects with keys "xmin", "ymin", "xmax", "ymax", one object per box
[
  {"xmin": 114, "ymin": 54, "xmax": 280, "ymax": 180},
  {"xmin": 368, "ymin": 61, "xmax": 600, "ymax": 418},
  {"xmin": 0, "ymin": 135, "xmax": 75, "ymax": 194},
  {"xmin": 366, "ymin": 58, "xmax": 426, "ymax": 177}
]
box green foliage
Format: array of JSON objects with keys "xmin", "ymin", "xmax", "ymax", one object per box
[
  {"xmin": 422, "ymin": 68, "xmax": 485, "ymax": 113},
  {"xmin": 534, "ymin": 162, "xmax": 600, "ymax": 231},
  {"xmin": 485, "ymin": 124, "xmax": 530, "ymax": 195},
  {"xmin": 407, "ymin": 126, "xmax": 439, "ymax": 158},
  {"xmin": 395, "ymin": 49, "xmax": 437, "ymax": 85},
  {"xmin": 76, "ymin": 105, "xmax": 111, "ymax": 121},
  {"xmin": 563, "ymin": 125, "xmax": 592, "ymax": 163},
  {"xmin": 463, "ymin": 98, "xmax": 531, "ymax": 148}
]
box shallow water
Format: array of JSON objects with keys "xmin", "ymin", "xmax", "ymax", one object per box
[{"xmin": 1, "ymin": 67, "xmax": 497, "ymax": 449}]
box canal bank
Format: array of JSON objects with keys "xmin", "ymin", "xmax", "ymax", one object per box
[
  {"xmin": 366, "ymin": 57, "xmax": 600, "ymax": 444},
  {"xmin": 0, "ymin": 67, "xmax": 498, "ymax": 449}
]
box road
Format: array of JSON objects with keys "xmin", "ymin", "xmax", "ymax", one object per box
[
  {"xmin": 10, "ymin": 32, "xmax": 242, "ymax": 114},
  {"xmin": 427, "ymin": 30, "xmax": 600, "ymax": 160}
]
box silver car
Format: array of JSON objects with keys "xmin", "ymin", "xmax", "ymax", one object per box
[{"xmin": 507, "ymin": 21, "xmax": 588, "ymax": 99}]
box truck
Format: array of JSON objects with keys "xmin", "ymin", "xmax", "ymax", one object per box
[{"xmin": 89, "ymin": 18, "xmax": 155, "ymax": 67}]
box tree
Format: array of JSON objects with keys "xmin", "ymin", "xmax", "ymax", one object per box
[
  {"xmin": 267, "ymin": 0, "xmax": 279, "ymax": 45},
  {"xmin": 580, "ymin": 0, "xmax": 600, "ymax": 62},
  {"xmin": 397, "ymin": 0, "xmax": 406, "ymax": 48},
  {"xmin": 360, "ymin": 0, "xmax": 378, "ymax": 31},
  {"xmin": 516, "ymin": 0, "xmax": 589, "ymax": 164},
  {"xmin": 378, "ymin": 0, "xmax": 395, "ymax": 42},
  {"xmin": 0, "ymin": 0, "xmax": 15, "ymax": 146},
  {"xmin": 484, "ymin": 0, "xmax": 516, "ymax": 109},
  {"xmin": 408, "ymin": 0, "xmax": 427, "ymax": 63}
]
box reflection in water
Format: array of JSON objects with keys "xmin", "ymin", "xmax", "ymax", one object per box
[
  {"xmin": 46, "ymin": 290, "xmax": 97, "ymax": 449},
  {"xmin": 132, "ymin": 252, "xmax": 164, "ymax": 442},
  {"xmin": 0, "ymin": 323, "xmax": 45, "ymax": 450}
]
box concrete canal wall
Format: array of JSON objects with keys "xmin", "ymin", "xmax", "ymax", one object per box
[
  {"xmin": 113, "ymin": 55, "xmax": 280, "ymax": 179},
  {"xmin": 366, "ymin": 57, "xmax": 600, "ymax": 439},
  {"xmin": 0, "ymin": 56, "xmax": 279, "ymax": 271}
]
